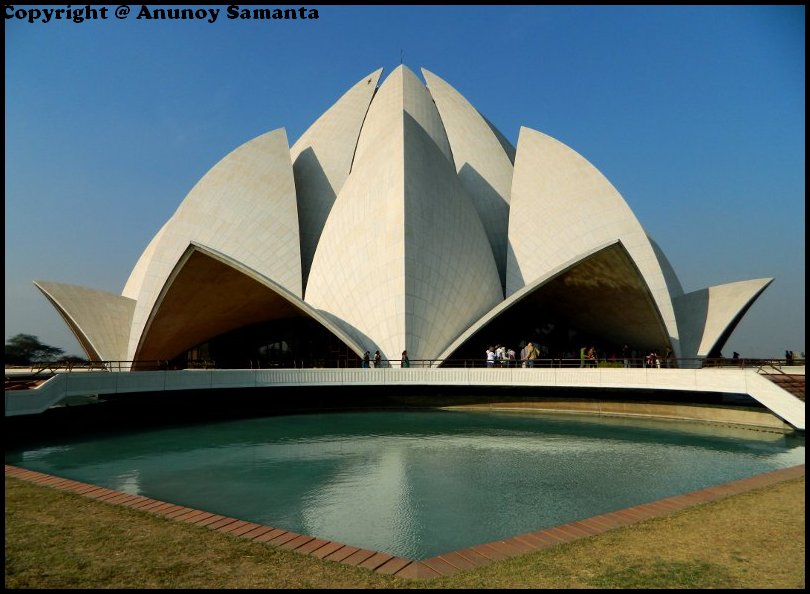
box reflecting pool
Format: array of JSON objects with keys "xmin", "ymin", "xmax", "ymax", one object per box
[{"xmin": 5, "ymin": 410, "xmax": 804, "ymax": 559}]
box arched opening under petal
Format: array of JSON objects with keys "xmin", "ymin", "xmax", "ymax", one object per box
[
  {"xmin": 133, "ymin": 245, "xmax": 364, "ymax": 370},
  {"xmin": 441, "ymin": 243, "xmax": 672, "ymax": 366}
]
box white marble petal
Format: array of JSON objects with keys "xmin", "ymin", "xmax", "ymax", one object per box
[
  {"xmin": 34, "ymin": 281, "xmax": 136, "ymax": 362},
  {"xmin": 508, "ymin": 127, "xmax": 681, "ymax": 354},
  {"xmin": 422, "ymin": 68, "xmax": 513, "ymax": 292},
  {"xmin": 126, "ymin": 128, "xmax": 300, "ymax": 360},
  {"xmin": 674, "ymin": 278, "xmax": 773, "ymax": 359},
  {"xmin": 291, "ymin": 68, "xmax": 383, "ymax": 289},
  {"xmin": 305, "ymin": 66, "xmax": 502, "ymax": 362}
]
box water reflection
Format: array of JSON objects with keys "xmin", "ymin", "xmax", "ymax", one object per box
[{"xmin": 6, "ymin": 410, "xmax": 804, "ymax": 559}]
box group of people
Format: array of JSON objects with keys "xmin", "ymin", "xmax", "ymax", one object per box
[
  {"xmin": 362, "ymin": 343, "xmax": 684, "ymax": 369},
  {"xmin": 361, "ymin": 350, "xmax": 380, "ymax": 368},
  {"xmin": 361, "ymin": 350, "xmax": 410, "ymax": 368},
  {"xmin": 582, "ymin": 344, "xmax": 674, "ymax": 368},
  {"xmin": 486, "ymin": 345, "xmax": 514, "ymax": 367},
  {"xmin": 485, "ymin": 342, "xmax": 545, "ymax": 367},
  {"xmin": 329, "ymin": 344, "xmax": 801, "ymax": 370},
  {"xmin": 644, "ymin": 347, "xmax": 674, "ymax": 368},
  {"xmin": 579, "ymin": 346, "xmax": 598, "ymax": 368},
  {"xmin": 485, "ymin": 344, "xmax": 515, "ymax": 367}
]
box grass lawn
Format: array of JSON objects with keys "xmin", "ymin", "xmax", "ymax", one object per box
[{"xmin": 5, "ymin": 475, "xmax": 805, "ymax": 589}]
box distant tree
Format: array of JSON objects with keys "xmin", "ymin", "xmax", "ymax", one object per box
[
  {"xmin": 57, "ymin": 354, "xmax": 88, "ymax": 364},
  {"xmin": 4, "ymin": 334, "xmax": 65, "ymax": 365}
]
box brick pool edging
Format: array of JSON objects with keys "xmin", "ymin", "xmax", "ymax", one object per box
[{"xmin": 5, "ymin": 463, "xmax": 805, "ymax": 580}]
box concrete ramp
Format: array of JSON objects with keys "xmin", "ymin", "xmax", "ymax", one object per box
[
  {"xmin": 742, "ymin": 370, "xmax": 804, "ymax": 430},
  {"xmin": 5, "ymin": 374, "xmax": 68, "ymax": 416}
]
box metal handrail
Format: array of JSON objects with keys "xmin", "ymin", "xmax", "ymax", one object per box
[
  {"xmin": 6, "ymin": 356, "xmax": 804, "ymax": 374},
  {"xmin": 4, "ymin": 360, "xmax": 170, "ymax": 376},
  {"xmin": 757, "ymin": 362, "xmax": 788, "ymax": 376}
]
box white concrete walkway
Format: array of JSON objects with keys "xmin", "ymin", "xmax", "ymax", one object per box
[{"xmin": 5, "ymin": 367, "xmax": 804, "ymax": 430}]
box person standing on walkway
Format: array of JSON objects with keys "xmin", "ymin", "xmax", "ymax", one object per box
[
  {"xmin": 495, "ymin": 344, "xmax": 506, "ymax": 367},
  {"xmin": 362, "ymin": 351, "xmax": 370, "ymax": 368},
  {"xmin": 486, "ymin": 346, "xmax": 496, "ymax": 367},
  {"xmin": 401, "ymin": 350, "xmax": 410, "ymax": 368},
  {"xmin": 525, "ymin": 342, "xmax": 538, "ymax": 368},
  {"xmin": 373, "ymin": 350, "xmax": 382, "ymax": 368}
]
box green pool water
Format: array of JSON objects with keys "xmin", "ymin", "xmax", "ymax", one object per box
[{"xmin": 5, "ymin": 409, "xmax": 804, "ymax": 559}]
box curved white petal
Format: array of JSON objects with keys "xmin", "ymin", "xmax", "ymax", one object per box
[
  {"xmin": 34, "ymin": 281, "xmax": 135, "ymax": 362},
  {"xmin": 437, "ymin": 241, "xmax": 670, "ymax": 361},
  {"xmin": 422, "ymin": 68, "xmax": 513, "ymax": 291},
  {"xmin": 674, "ymin": 278, "xmax": 773, "ymax": 360},
  {"xmin": 126, "ymin": 128, "xmax": 300, "ymax": 360},
  {"xmin": 122, "ymin": 221, "xmax": 168, "ymax": 300},
  {"xmin": 648, "ymin": 235, "xmax": 685, "ymax": 298},
  {"xmin": 134, "ymin": 243, "xmax": 365, "ymax": 365},
  {"xmin": 305, "ymin": 66, "xmax": 502, "ymax": 361},
  {"xmin": 508, "ymin": 127, "xmax": 680, "ymax": 352},
  {"xmin": 291, "ymin": 68, "xmax": 383, "ymax": 289}
]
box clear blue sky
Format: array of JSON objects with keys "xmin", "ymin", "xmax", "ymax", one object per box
[{"xmin": 5, "ymin": 5, "xmax": 805, "ymax": 359}]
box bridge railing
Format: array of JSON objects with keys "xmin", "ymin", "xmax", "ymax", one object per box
[
  {"xmin": 4, "ymin": 360, "xmax": 170, "ymax": 378},
  {"xmin": 6, "ymin": 356, "xmax": 804, "ymax": 377}
]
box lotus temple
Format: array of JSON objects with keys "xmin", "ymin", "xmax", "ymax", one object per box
[{"xmin": 33, "ymin": 66, "xmax": 773, "ymax": 371}]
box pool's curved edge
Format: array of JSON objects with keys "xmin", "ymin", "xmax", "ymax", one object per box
[{"xmin": 5, "ymin": 463, "xmax": 805, "ymax": 581}]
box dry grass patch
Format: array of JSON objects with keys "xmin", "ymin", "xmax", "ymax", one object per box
[
  {"xmin": 4, "ymin": 478, "xmax": 407, "ymax": 589},
  {"xmin": 5, "ymin": 475, "xmax": 805, "ymax": 589},
  {"xmin": 428, "ymin": 477, "xmax": 805, "ymax": 589}
]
